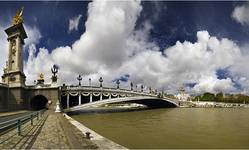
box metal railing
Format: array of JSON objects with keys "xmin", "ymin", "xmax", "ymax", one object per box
[{"xmin": 0, "ymin": 109, "xmax": 46, "ymax": 137}]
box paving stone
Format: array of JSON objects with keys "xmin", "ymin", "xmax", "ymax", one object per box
[
  {"xmin": 0, "ymin": 111, "xmax": 47, "ymax": 149},
  {"xmin": 31, "ymin": 110, "xmax": 98, "ymax": 149},
  {"xmin": 0, "ymin": 110, "xmax": 98, "ymax": 149}
]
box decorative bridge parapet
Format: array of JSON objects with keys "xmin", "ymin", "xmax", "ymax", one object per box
[
  {"xmin": 0, "ymin": 83, "xmax": 7, "ymax": 88},
  {"xmin": 60, "ymin": 85, "xmax": 179, "ymax": 111}
]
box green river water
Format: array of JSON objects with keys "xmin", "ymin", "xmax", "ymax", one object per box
[{"xmin": 72, "ymin": 108, "xmax": 249, "ymax": 149}]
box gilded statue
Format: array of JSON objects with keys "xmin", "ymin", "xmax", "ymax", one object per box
[
  {"xmin": 12, "ymin": 7, "xmax": 24, "ymax": 25},
  {"xmin": 39, "ymin": 73, "xmax": 44, "ymax": 80}
]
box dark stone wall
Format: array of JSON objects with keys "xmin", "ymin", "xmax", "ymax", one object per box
[
  {"xmin": 24, "ymin": 87, "xmax": 59, "ymax": 110},
  {"xmin": 8, "ymin": 87, "xmax": 26, "ymax": 110},
  {"xmin": 0, "ymin": 85, "xmax": 59, "ymax": 111},
  {"xmin": 0, "ymin": 86, "xmax": 7, "ymax": 111}
]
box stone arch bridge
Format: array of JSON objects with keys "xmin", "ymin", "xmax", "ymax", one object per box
[
  {"xmin": 60, "ymin": 86, "xmax": 179, "ymax": 112},
  {"xmin": 0, "ymin": 83, "xmax": 179, "ymax": 112}
]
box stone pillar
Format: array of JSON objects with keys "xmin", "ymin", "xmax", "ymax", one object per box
[
  {"xmin": 67, "ymin": 94, "xmax": 69, "ymax": 108},
  {"xmin": 109, "ymin": 94, "xmax": 111, "ymax": 99},
  {"xmin": 100, "ymin": 93, "xmax": 102, "ymax": 101},
  {"xmin": 78, "ymin": 93, "xmax": 81, "ymax": 105},
  {"xmin": 90, "ymin": 93, "xmax": 93, "ymax": 103},
  {"xmin": 55, "ymin": 100, "xmax": 61, "ymax": 113},
  {"xmin": 3, "ymin": 23, "xmax": 27, "ymax": 87}
]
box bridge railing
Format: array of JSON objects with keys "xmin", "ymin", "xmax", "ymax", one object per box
[
  {"xmin": 0, "ymin": 109, "xmax": 46, "ymax": 142},
  {"xmin": 0, "ymin": 82, "xmax": 7, "ymax": 87},
  {"xmin": 62, "ymin": 85, "xmax": 158, "ymax": 96}
]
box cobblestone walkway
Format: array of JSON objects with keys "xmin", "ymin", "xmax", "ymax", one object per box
[
  {"xmin": 31, "ymin": 110, "xmax": 98, "ymax": 149},
  {"xmin": 1, "ymin": 110, "xmax": 97, "ymax": 149},
  {"xmin": 31, "ymin": 111, "xmax": 70, "ymax": 149}
]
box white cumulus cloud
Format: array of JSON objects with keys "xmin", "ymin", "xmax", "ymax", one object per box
[
  {"xmin": 16, "ymin": 0, "xmax": 249, "ymax": 95},
  {"xmin": 0, "ymin": 25, "xmax": 9, "ymax": 78},
  {"xmin": 232, "ymin": 2, "xmax": 249, "ymax": 26},
  {"xmin": 68, "ymin": 14, "xmax": 82, "ymax": 32}
]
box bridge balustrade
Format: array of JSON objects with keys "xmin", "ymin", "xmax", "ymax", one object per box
[{"xmin": 0, "ymin": 83, "xmax": 7, "ymax": 87}]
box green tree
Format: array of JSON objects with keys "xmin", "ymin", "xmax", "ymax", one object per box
[
  {"xmin": 202, "ymin": 92, "xmax": 215, "ymax": 101},
  {"xmin": 215, "ymin": 92, "xmax": 223, "ymax": 102}
]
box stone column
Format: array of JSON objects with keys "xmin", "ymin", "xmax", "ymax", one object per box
[
  {"xmin": 16, "ymin": 37, "xmax": 20, "ymax": 70},
  {"xmin": 90, "ymin": 93, "xmax": 93, "ymax": 103},
  {"xmin": 78, "ymin": 93, "xmax": 81, "ymax": 105},
  {"xmin": 109, "ymin": 94, "xmax": 111, "ymax": 99},
  {"xmin": 100, "ymin": 93, "xmax": 103, "ymax": 101},
  {"xmin": 67, "ymin": 94, "xmax": 69, "ymax": 109}
]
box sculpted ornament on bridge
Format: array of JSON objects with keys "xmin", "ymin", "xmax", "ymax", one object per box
[{"xmin": 12, "ymin": 7, "xmax": 24, "ymax": 25}]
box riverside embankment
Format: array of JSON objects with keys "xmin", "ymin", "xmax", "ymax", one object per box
[{"xmin": 64, "ymin": 113, "xmax": 128, "ymax": 149}]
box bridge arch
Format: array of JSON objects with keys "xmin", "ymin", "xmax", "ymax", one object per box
[
  {"xmin": 127, "ymin": 98, "xmax": 177, "ymax": 108},
  {"xmin": 30, "ymin": 95, "xmax": 48, "ymax": 110},
  {"xmin": 68, "ymin": 96, "xmax": 178, "ymax": 112}
]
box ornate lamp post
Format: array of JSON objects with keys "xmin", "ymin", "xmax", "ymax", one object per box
[
  {"xmin": 116, "ymin": 79, "xmax": 120, "ymax": 89},
  {"xmin": 141, "ymin": 85, "xmax": 144, "ymax": 92},
  {"xmin": 77, "ymin": 74, "xmax": 82, "ymax": 86},
  {"xmin": 99, "ymin": 77, "xmax": 103, "ymax": 87},
  {"xmin": 51, "ymin": 64, "xmax": 58, "ymax": 83},
  {"xmin": 130, "ymin": 82, "xmax": 133, "ymax": 91},
  {"xmin": 149, "ymin": 87, "xmax": 152, "ymax": 94},
  {"xmin": 89, "ymin": 78, "xmax": 91, "ymax": 87}
]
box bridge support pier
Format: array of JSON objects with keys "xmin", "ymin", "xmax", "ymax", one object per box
[
  {"xmin": 100, "ymin": 93, "xmax": 102, "ymax": 101},
  {"xmin": 90, "ymin": 94, "xmax": 92, "ymax": 103},
  {"xmin": 78, "ymin": 93, "xmax": 81, "ymax": 105}
]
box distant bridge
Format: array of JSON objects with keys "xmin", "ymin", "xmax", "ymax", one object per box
[{"xmin": 60, "ymin": 86, "xmax": 179, "ymax": 112}]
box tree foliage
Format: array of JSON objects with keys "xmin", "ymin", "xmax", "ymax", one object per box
[{"xmin": 193, "ymin": 92, "xmax": 249, "ymax": 104}]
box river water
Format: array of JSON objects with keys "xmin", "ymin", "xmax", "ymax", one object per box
[{"xmin": 72, "ymin": 108, "xmax": 249, "ymax": 149}]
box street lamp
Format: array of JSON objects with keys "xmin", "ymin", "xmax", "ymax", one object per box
[
  {"xmin": 116, "ymin": 79, "xmax": 120, "ymax": 89},
  {"xmin": 89, "ymin": 78, "xmax": 91, "ymax": 87},
  {"xmin": 149, "ymin": 87, "xmax": 152, "ymax": 94},
  {"xmin": 77, "ymin": 74, "xmax": 82, "ymax": 86},
  {"xmin": 130, "ymin": 82, "xmax": 133, "ymax": 91},
  {"xmin": 99, "ymin": 77, "xmax": 103, "ymax": 87},
  {"xmin": 51, "ymin": 64, "xmax": 58, "ymax": 83}
]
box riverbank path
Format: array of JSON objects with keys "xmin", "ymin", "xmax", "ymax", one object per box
[
  {"xmin": 31, "ymin": 110, "xmax": 98, "ymax": 149},
  {"xmin": 0, "ymin": 110, "xmax": 98, "ymax": 149}
]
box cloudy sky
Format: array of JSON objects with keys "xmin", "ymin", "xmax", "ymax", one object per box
[{"xmin": 0, "ymin": 0, "xmax": 249, "ymax": 94}]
